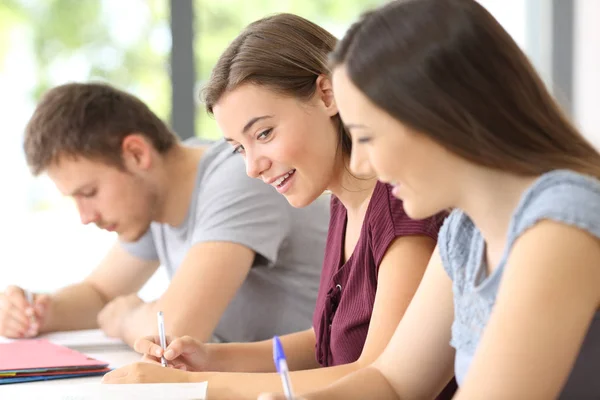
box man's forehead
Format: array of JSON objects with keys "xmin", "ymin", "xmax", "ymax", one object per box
[{"xmin": 46, "ymin": 156, "xmax": 104, "ymax": 193}]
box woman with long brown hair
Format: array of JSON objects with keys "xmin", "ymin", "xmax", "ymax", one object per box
[
  {"xmin": 262, "ymin": 0, "xmax": 600, "ymax": 398},
  {"xmin": 102, "ymin": 12, "xmax": 455, "ymax": 399}
]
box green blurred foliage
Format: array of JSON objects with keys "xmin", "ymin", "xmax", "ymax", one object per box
[
  {"xmin": 0, "ymin": 1, "xmax": 26, "ymax": 67},
  {"xmin": 0, "ymin": 0, "xmax": 170, "ymax": 121},
  {"xmin": 0, "ymin": 0, "xmax": 383, "ymax": 141}
]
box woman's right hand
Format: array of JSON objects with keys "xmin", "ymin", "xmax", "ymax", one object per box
[{"xmin": 134, "ymin": 335, "xmax": 210, "ymax": 372}]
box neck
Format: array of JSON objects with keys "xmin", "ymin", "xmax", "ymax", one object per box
[
  {"xmin": 327, "ymin": 154, "xmax": 378, "ymax": 214},
  {"xmin": 455, "ymin": 169, "xmax": 539, "ymax": 254},
  {"xmin": 155, "ymin": 143, "xmax": 206, "ymax": 226}
]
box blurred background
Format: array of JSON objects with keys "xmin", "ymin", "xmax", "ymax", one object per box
[{"xmin": 1, "ymin": 0, "xmax": 598, "ymax": 299}]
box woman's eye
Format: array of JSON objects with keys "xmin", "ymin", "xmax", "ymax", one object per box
[
  {"xmin": 357, "ymin": 137, "xmax": 372, "ymax": 144},
  {"xmin": 232, "ymin": 145, "xmax": 245, "ymax": 154},
  {"xmin": 257, "ymin": 128, "xmax": 273, "ymax": 140}
]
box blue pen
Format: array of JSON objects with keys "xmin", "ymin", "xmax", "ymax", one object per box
[{"xmin": 273, "ymin": 336, "xmax": 294, "ymax": 400}]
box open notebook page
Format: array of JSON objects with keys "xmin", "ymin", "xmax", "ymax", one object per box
[{"xmin": 0, "ymin": 382, "xmax": 208, "ymax": 400}]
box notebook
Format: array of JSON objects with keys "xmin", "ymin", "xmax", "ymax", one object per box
[
  {"xmin": 0, "ymin": 339, "xmax": 108, "ymax": 373},
  {"xmin": 0, "ymin": 370, "xmax": 110, "ymax": 385},
  {"xmin": 0, "ymin": 339, "xmax": 110, "ymax": 384}
]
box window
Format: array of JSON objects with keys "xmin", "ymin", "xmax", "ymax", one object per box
[
  {"xmin": 1, "ymin": 0, "xmax": 169, "ymax": 297},
  {"xmin": 2, "ymin": 0, "xmax": 387, "ymax": 297}
]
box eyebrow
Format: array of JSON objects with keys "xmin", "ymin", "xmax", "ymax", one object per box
[
  {"xmin": 344, "ymin": 123, "xmax": 369, "ymax": 131},
  {"xmin": 224, "ymin": 115, "xmax": 274, "ymax": 142},
  {"xmin": 70, "ymin": 183, "xmax": 95, "ymax": 197},
  {"xmin": 242, "ymin": 115, "xmax": 273, "ymax": 134}
]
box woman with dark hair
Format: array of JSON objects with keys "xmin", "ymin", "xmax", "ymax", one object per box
[
  {"xmin": 261, "ymin": 0, "xmax": 600, "ymax": 398},
  {"xmin": 102, "ymin": 12, "xmax": 454, "ymax": 399}
]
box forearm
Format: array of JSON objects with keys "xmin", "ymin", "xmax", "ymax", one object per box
[
  {"xmin": 204, "ymin": 340, "xmax": 274, "ymax": 373},
  {"xmin": 302, "ymin": 366, "xmax": 400, "ymax": 400},
  {"xmin": 192, "ymin": 362, "xmax": 363, "ymax": 400},
  {"xmin": 161, "ymin": 298, "xmax": 218, "ymax": 343},
  {"xmin": 119, "ymin": 299, "xmax": 222, "ymax": 347},
  {"xmin": 121, "ymin": 299, "xmax": 222, "ymax": 347},
  {"xmin": 206, "ymin": 329, "xmax": 320, "ymax": 373},
  {"xmin": 41, "ymin": 282, "xmax": 107, "ymax": 333},
  {"xmin": 121, "ymin": 301, "xmax": 158, "ymax": 346}
]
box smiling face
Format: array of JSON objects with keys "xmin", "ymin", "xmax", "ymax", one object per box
[
  {"xmin": 332, "ymin": 66, "xmax": 462, "ymax": 219},
  {"xmin": 213, "ymin": 79, "xmax": 342, "ymax": 208},
  {"xmin": 46, "ymin": 137, "xmax": 161, "ymax": 242}
]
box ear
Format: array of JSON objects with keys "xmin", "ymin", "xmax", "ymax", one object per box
[
  {"xmin": 121, "ymin": 134, "xmax": 153, "ymax": 171},
  {"xmin": 315, "ymin": 75, "xmax": 339, "ymax": 117}
]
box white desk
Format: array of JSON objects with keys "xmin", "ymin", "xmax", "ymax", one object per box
[
  {"xmin": 0, "ymin": 330, "xmax": 140, "ymax": 387},
  {"xmin": 0, "ymin": 330, "xmax": 208, "ymax": 398},
  {"xmin": 19, "ymin": 347, "xmax": 142, "ymax": 386},
  {"xmin": 0, "ymin": 349, "xmax": 207, "ymax": 399}
]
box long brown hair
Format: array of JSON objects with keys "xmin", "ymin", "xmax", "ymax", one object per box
[
  {"xmin": 331, "ymin": 0, "xmax": 600, "ymax": 178},
  {"xmin": 202, "ymin": 13, "xmax": 351, "ymax": 156}
]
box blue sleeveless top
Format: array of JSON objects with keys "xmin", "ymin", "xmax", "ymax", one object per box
[{"xmin": 439, "ymin": 170, "xmax": 600, "ymax": 398}]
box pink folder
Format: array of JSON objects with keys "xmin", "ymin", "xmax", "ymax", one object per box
[
  {"xmin": 1, "ymin": 367, "xmax": 111, "ymax": 377},
  {"xmin": 0, "ymin": 339, "xmax": 108, "ymax": 373}
]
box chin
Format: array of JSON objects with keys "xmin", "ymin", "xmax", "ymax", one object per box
[
  {"xmin": 283, "ymin": 192, "xmax": 319, "ymax": 208},
  {"xmin": 118, "ymin": 227, "xmax": 146, "ymax": 243},
  {"xmin": 117, "ymin": 232, "xmax": 135, "ymax": 243},
  {"xmin": 402, "ymin": 202, "xmax": 439, "ymax": 221}
]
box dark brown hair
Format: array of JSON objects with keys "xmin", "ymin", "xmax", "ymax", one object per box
[
  {"xmin": 331, "ymin": 0, "xmax": 600, "ymax": 178},
  {"xmin": 24, "ymin": 82, "xmax": 177, "ymax": 175},
  {"xmin": 202, "ymin": 13, "xmax": 351, "ymax": 156}
]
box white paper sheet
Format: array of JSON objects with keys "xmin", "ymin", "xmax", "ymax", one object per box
[
  {"xmin": 38, "ymin": 329, "xmax": 128, "ymax": 350},
  {"xmin": 0, "ymin": 329, "xmax": 128, "ymax": 351},
  {"xmin": 0, "ymin": 382, "xmax": 208, "ymax": 400}
]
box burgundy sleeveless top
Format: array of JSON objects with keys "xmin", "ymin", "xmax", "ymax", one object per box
[{"xmin": 312, "ymin": 181, "xmax": 445, "ymax": 367}]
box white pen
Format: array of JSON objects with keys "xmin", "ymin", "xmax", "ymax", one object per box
[
  {"xmin": 24, "ymin": 290, "xmax": 36, "ymax": 326},
  {"xmin": 157, "ymin": 311, "xmax": 168, "ymax": 367}
]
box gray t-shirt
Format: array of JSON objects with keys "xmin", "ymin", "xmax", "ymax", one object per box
[
  {"xmin": 121, "ymin": 138, "xmax": 329, "ymax": 343},
  {"xmin": 439, "ymin": 169, "xmax": 600, "ymax": 398}
]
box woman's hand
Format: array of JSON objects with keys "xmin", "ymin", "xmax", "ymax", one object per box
[
  {"xmin": 257, "ymin": 394, "xmax": 306, "ymax": 400},
  {"xmin": 134, "ymin": 334, "xmax": 210, "ymax": 371}
]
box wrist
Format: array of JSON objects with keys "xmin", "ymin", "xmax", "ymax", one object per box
[
  {"xmin": 206, "ymin": 343, "xmax": 240, "ymax": 372},
  {"xmin": 204, "ymin": 342, "xmax": 254, "ymax": 372},
  {"xmin": 187, "ymin": 370, "xmax": 213, "ymax": 384},
  {"xmin": 37, "ymin": 296, "xmax": 56, "ymax": 333},
  {"xmin": 120, "ymin": 305, "xmax": 145, "ymax": 346},
  {"xmin": 203, "ymin": 342, "xmax": 221, "ymax": 371},
  {"xmin": 119, "ymin": 317, "xmax": 135, "ymax": 346}
]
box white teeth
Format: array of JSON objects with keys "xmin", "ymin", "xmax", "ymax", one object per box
[
  {"xmin": 273, "ymin": 170, "xmax": 294, "ymax": 187},
  {"xmin": 274, "ymin": 172, "xmax": 290, "ymax": 186}
]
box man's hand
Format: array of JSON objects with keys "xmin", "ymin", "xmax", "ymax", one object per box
[
  {"xmin": 0, "ymin": 286, "xmax": 52, "ymax": 338},
  {"xmin": 97, "ymin": 293, "xmax": 143, "ymax": 339}
]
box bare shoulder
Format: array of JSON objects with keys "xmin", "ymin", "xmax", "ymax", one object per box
[{"xmin": 508, "ymin": 219, "xmax": 600, "ymax": 305}]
